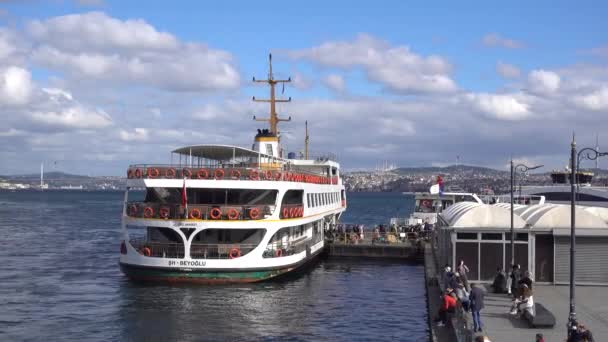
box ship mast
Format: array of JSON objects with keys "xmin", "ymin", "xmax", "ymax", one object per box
[
  {"xmin": 252, "ymin": 54, "xmax": 292, "ymax": 135},
  {"xmin": 305, "ymin": 120, "xmax": 309, "ymax": 159}
]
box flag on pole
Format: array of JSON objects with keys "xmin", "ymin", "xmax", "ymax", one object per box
[
  {"xmin": 181, "ymin": 177, "xmax": 188, "ymax": 218},
  {"xmin": 429, "ymin": 176, "xmax": 445, "ymax": 195}
]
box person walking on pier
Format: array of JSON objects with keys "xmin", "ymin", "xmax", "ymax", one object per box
[
  {"xmin": 469, "ymin": 283, "xmax": 485, "ymax": 332},
  {"xmin": 457, "ymin": 259, "xmax": 470, "ymax": 290},
  {"xmin": 509, "ymin": 264, "xmax": 521, "ymax": 298}
]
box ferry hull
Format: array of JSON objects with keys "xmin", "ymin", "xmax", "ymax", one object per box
[{"xmin": 120, "ymin": 249, "xmax": 323, "ymax": 284}]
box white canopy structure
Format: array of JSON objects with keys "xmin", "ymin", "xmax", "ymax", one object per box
[{"xmin": 441, "ymin": 202, "xmax": 527, "ymax": 229}]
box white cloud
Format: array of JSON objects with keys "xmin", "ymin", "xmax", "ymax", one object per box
[
  {"xmin": 30, "ymin": 105, "xmax": 112, "ymax": 130},
  {"xmin": 496, "ymin": 61, "xmax": 521, "ymax": 79},
  {"xmin": 527, "ymin": 69, "xmax": 560, "ymax": 94},
  {"xmin": 573, "ymin": 86, "xmax": 608, "ymax": 111},
  {"xmin": 291, "ymin": 72, "xmax": 312, "ymax": 90},
  {"xmin": 0, "ymin": 66, "xmax": 32, "ymax": 105},
  {"xmin": 119, "ymin": 128, "xmax": 149, "ymax": 142},
  {"xmin": 481, "ymin": 33, "xmax": 525, "ymax": 49},
  {"xmin": 323, "ymin": 74, "xmax": 345, "ymax": 92},
  {"xmin": 26, "ymin": 12, "xmax": 240, "ymax": 92},
  {"xmin": 288, "ymin": 34, "xmax": 457, "ymax": 93},
  {"xmin": 581, "ymin": 45, "xmax": 608, "ymax": 58},
  {"xmin": 466, "ymin": 92, "xmax": 530, "ymax": 120}
]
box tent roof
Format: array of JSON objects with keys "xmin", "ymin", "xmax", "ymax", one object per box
[{"xmin": 172, "ymin": 144, "xmax": 284, "ymax": 162}]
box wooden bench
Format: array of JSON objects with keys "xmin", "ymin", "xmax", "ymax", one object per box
[{"xmin": 523, "ymin": 303, "xmax": 556, "ymax": 328}]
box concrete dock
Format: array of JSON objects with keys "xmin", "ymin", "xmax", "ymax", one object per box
[{"xmin": 425, "ymin": 235, "xmax": 608, "ymax": 342}]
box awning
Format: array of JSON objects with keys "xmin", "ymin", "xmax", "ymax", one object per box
[{"xmin": 172, "ymin": 144, "xmax": 284, "ymax": 162}]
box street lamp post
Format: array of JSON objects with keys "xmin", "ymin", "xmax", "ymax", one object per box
[
  {"xmin": 509, "ymin": 160, "xmax": 543, "ymax": 268},
  {"xmin": 568, "ymin": 143, "xmax": 608, "ymax": 335}
]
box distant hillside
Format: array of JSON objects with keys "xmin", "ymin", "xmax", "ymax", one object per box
[
  {"xmin": 3, "ymin": 172, "xmax": 90, "ymax": 180},
  {"xmin": 393, "ymin": 164, "xmax": 508, "ymax": 175}
]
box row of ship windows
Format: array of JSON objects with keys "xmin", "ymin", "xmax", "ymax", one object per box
[{"xmin": 306, "ymin": 192, "xmax": 340, "ymax": 208}]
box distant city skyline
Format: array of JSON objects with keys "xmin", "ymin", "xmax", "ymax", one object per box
[{"xmin": 1, "ymin": 1, "xmax": 607, "ymax": 176}]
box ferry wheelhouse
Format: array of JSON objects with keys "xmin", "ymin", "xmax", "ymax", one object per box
[{"xmin": 119, "ymin": 55, "xmax": 347, "ymax": 283}]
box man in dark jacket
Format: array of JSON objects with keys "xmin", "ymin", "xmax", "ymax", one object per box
[{"xmin": 469, "ymin": 283, "xmax": 485, "ymax": 332}]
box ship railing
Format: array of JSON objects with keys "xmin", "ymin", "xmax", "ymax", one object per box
[
  {"xmin": 327, "ymin": 231, "xmax": 421, "ymax": 245},
  {"xmin": 189, "ymin": 243, "xmax": 258, "ymax": 259},
  {"xmin": 125, "ymin": 202, "xmax": 274, "ymax": 220},
  {"xmin": 129, "ymin": 238, "xmax": 185, "ymax": 258},
  {"xmin": 263, "ymin": 235, "xmax": 318, "ymax": 258},
  {"xmin": 126, "ymin": 164, "xmax": 339, "ymax": 185}
]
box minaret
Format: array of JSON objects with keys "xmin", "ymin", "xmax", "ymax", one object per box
[
  {"xmin": 596, "ymin": 133, "xmax": 600, "ymax": 169},
  {"xmin": 40, "ymin": 163, "xmax": 44, "ymax": 190}
]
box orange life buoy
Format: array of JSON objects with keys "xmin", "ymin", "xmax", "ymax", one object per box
[
  {"xmin": 274, "ymin": 171, "xmax": 282, "ymax": 181},
  {"xmin": 182, "ymin": 168, "xmax": 192, "ymax": 178},
  {"xmin": 283, "ymin": 172, "xmax": 289, "ymax": 181},
  {"xmin": 275, "ymin": 249, "xmax": 283, "ymax": 257},
  {"xmin": 189, "ymin": 208, "xmax": 202, "ymax": 219},
  {"xmin": 142, "ymin": 247, "xmax": 151, "ymax": 257},
  {"xmin": 165, "ymin": 168, "xmax": 176, "ymax": 178},
  {"xmin": 249, "ymin": 169, "xmax": 259, "ymax": 180},
  {"xmin": 289, "ymin": 207, "xmax": 297, "ymax": 218},
  {"xmin": 297, "ymin": 207, "xmax": 303, "ymax": 217},
  {"xmin": 128, "ymin": 204, "xmax": 138, "ymax": 216},
  {"xmin": 210, "ymin": 207, "xmax": 222, "ymax": 220},
  {"xmin": 231, "ymin": 169, "xmax": 241, "ymax": 179},
  {"xmin": 127, "ymin": 169, "xmax": 133, "ymax": 179},
  {"xmin": 227, "ymin": 208, "xmax": 239, "ymax": 220},
  {"xmin": 147, "ymin": 168, "xmax": 160, "ymax": 178},
  {"xmin": 249, "ymin": 207, "xmax": 260, "ymax": 220},
  {"xmin": 143, "ymin": 207, "xmax": 154, "ymax": 218},
  {"xmin": 282, "ymin": 207, "xmax": 290, "ymax": 219},
  {"xmin": 264, "ymin": 170, "xmax": 272, "ymax": 180},
  {"xmin": 229, "ymin": 248, "xmax": 241, "ymax": 259},
  {"xmin": 134, "ymin": 168, "xmax": 142, "ymax": 178},
  {"xmin": 159, "ymin": 206, "xmax": 170, "ymax": 219},
  {"xmin": 197, "ymin": 169, "xmax": 209, "ymax": 179},
  {"xmin": 214, "ymin": 169, "xmax": 225, "ymax": 179}
]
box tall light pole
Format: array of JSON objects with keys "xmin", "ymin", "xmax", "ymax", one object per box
[
  {"xmin": 568, "ymin": 143, "xmax": 608, "ymax": 336},
  {"xmin": 510, "ymin": 160, "xmax": 543, "ymax": 268}
]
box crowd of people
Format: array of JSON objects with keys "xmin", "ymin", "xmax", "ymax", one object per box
[{"xmin": 326, "ymin": 222, "xmax": 432, "ymax": 244}]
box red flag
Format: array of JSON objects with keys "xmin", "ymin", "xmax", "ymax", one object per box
[{"xmin": 181, "ymin": 178, "xmax": 187, "ymax": 207}]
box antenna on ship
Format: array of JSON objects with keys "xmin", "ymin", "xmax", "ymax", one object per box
[
  {"xmin": 305, "ymin": 120, "xmax": 309, "ymax": 160},
  {"xmin": 40, "ymin": 162, "xmax": 43, "ymax": 191},
  {"xmin": 252, "ymin": 53, "xmax": 292, "ymax": 135}
]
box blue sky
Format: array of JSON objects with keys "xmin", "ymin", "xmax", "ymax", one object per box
[{"xmin": 0, "ymin": 1, "xmax": 607, "ymax": 175}]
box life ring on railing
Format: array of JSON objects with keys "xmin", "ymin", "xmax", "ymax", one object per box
[
  {"xmin": 127, "ymin": 169, "xmax": 133, "ymax": 179},
  {"xmin": 210, "ymin": 207, "xmax": 222, "ymax": 220},
  {"xmin": 283, "ymin": 172, "xmax": 289, "ymax": 181},
  {"xmin": 264, "ymin": 170, "xmax": 272, "ymax": 180},
  {"xmin": 128, "ymin": 204, "xmax": 138, "ymax": 216},
  {"xmin": 249, "ymin": 169, "xmax": 259, "ymax": 180},
  {"xmin": 189, "ymin": 208, "xmax": 202, "ymax": 219},
  {"xmin": 142, "ymin": 247, "xmax": 151, "ymax": 257},
  {"xmin": 275, "ymin": 249, "xmax": 283, "ymax": 257},
  {"xmin": 134, "ymin": 168, "xmax": 142, "ymax": 178},
  {"xmin": 143, "ymin": 207, "xmax": 154, "ymax": 218},
  {"xmin": 196, "ymin": 169, "xmax": 209, "ymax": 179},
  {"xmin": 282, "ymin": 207, "xmax": 290, "ymax": 219},
  {"xmin": 214, "ymin": 169, "xmax": 225, "ymax": 179},
  {"xmin": 274, "ymin": 171, "xmax": 282, "ymax": 181},
  {"xmin": 182, "ymin": 168, "xmax": 192, "ymax": 179},
  {"xmin": 229, "ymin": 248, "xmax": 241, "ymax": 259},
  {"xmin": 165, "ymin": 168, "xmax": 176, "ymax": 178},
  {"xmin": 159, "ymin": 207, "xmax": 170, "ymax": 219},
  {"xmin": 249, "ymin": 207, "xmax": 260, "ymax": 220},
  {"xmin": 231, "ymin": 169, "xmax": 241, "ymax": 179},
  {"xmin": 227, "ymin": 208, "xmax": 239, "ymax": 220},
  {"xmin": 289, "ymin": 207, "xmax": 297, "ymax": 218},
  {"xmin": 147, "ymin": 168, "xmax": 160, "ymax": 178},
  {"xmin": 297, "ymin": 207, "xmax": 303, "ymax": 217}
]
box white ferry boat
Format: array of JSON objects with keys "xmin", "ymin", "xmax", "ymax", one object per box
[{"xmin": 119, "ymin": 55, "xmax": 347, "ymax": 283}]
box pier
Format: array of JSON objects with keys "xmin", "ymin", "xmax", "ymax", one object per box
[{"xmin": 324, "ymin": 231, "xmax": 425, "ymax": 261}]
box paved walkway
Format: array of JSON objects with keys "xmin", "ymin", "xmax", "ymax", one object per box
[{"xmin": 481, "ymin": 285, "xmax": 608, "ymax": 341}]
